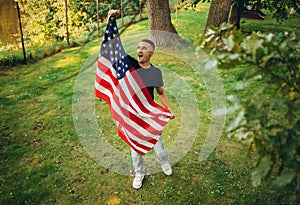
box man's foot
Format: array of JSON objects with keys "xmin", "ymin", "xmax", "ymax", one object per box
[
  {"xmin": 161, "ymin": 162, "xmax": 172, "ymax": 176},
  {"xmin": 133, "ymin": 173, "xmax": 145, "ymax": 189}
]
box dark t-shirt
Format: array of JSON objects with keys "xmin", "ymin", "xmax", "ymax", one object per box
[
  {"xmin": 136, "ymin": 66, "xmax": 164, "ymax": 100},
  {"xmin": 127, "ymin": 55, "xmax": 163, "ymax": 100}
]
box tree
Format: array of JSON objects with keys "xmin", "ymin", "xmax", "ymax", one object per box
[
  {"xmin": 196, "ymin": 24, "xmax": 300, "ymax": 203},
  {"xmin": 192, "ymin": 0, "xmax": 300, "ymax": 31},
  {"xmin": 64, "ymin": 0, "xmax": 70, "ymax": 46},
  {"xmin": 193, "ymin": 0, "xmax": 241, "ymax": 31},
  {"xmin": 204, "ymin": 0, "xmax": 231, "ymax": 32},
  {"xmin": 147, "ymin": 0, "xmax": 181, "ymax": 46},
  {"xmin": 16, "ymin": 0, "xmax": 141, "ymax": 47},
  {"xmin": 19, "ymin": 0, "xmax": 82, "ymax": 46},
  {"xmin": 228, "ymin": 0, "xmax": 246, "ymax": 29}
]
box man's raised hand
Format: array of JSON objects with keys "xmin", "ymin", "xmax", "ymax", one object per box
[{"xmin": 108, "ymin": 10, "xmax": 120, "ymax": 17}]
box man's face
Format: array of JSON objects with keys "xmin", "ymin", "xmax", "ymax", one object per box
[{"xmin": 136, "ymin": 41, "xmax": 154, "ymax": 64}]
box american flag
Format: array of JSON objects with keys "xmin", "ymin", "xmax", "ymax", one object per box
[{"xmin": 94, "ymin": 17, "xmax": 172, "ymax": 155}]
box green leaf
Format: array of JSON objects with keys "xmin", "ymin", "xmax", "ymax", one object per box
[
  {"xmin": 261, "ymin": 52, "xmax": 276, "ymax": 67},
  {"xmin": 223, "ymin": 34, "xmax": 235, "ymax": 51},
  {"xmin": 272, "ymin": 171, "xmax": 295, "ymax": 189},
  {"xmin": 203, "ymin": 57, "xmax": 218, "ymax": 70},
  {"xmin": 226, "ymin": 109, "xmax": 245, "ymax": 133},
  {"xmin": 251, "ymin": 155, "xmax": 272, "ymax": 187},
  {"xmin": 242, "ymin": 35, "xmax": 263, "ymax": 59},
  {"xmin": 228, "ymin": 53, "xmax": 240, "ymax": 60}
]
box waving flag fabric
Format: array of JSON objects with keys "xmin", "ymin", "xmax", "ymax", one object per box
[{"xmin": 94, "ymin": 17, "xmax": 172, "ymax": 155}]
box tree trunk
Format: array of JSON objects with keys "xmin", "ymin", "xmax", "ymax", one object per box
[
  {"xmin": 205, "ymin": 0, "xmax": 231, "ymax": 32},
  {"xmin": 16, "ymin": 1, "xmax": 26, "ymax": 64},
  {"xmin": 147, "ymin": 0, "xmax": 181, "ymax": 47},
  {"xmin": 64, "ymin": 0, "xmax": 70, "ymax": 46},
  {"xmin": 229, "ymin": 0, "xmax": 245, "ymax": 29}
]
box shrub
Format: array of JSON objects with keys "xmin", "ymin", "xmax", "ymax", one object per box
[{"xmin": 196, "ymin": 24, "xmax": 300, "ymax": 202}]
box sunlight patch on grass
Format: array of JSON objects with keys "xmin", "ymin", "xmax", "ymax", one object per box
[
  {"xmin": 122, "ymin": 18, "xmax": 149, "ymax": 34},
  {"xmin": 106, "ymin": 196, "xmax": 121, "ymax": 205},
  {"xmin": 53, "ymin": 55, "xmax": 81, "ymax": 69},
  {"xmin": 87, "ymin": 43, "xmax": 101, "ymax": 55}
]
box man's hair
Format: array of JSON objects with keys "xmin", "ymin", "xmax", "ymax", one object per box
[{"xmin": 140, "ymin": 39, "xmax": 155, "ymax": 50}]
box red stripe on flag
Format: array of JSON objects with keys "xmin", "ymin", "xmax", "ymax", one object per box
[
  {"xmin": 118, "ymin": 128, "xmax": 154, "ymax": 155},
  {"xmin": 123, "ymin": 70, "xmax": 171, "ymax": 122}
]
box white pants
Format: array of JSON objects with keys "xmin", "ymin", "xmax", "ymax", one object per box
[{"xmin": 131, "ymin": 136, "xmax": 168, "ymax": 175}]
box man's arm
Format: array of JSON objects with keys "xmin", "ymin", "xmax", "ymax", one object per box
[
  {"xmin": 108, "ymin": 9, "xmax": 120, "ymax": 17},
  {"xmin": 156, "ymin": 87, "xmax": 175, "ymax": 119}
]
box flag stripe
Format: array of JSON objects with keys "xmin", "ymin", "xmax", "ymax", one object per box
[
  {"xmin": 123, "ymin": 70, "xmax": 171, "ymax": 120},
  {"xmin": 123, "ymin": 74, "xmax": 166, "ymax": 126},
  {"xmin": 118, "ymin": 127, "xmax": 152, "ymax": 155}
]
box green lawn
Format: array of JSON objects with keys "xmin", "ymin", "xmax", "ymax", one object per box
[{"xmin": 1, "ymin": 3, "xmax": 299, "ymax": 205}]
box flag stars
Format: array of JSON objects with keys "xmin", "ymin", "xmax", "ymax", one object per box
[{"xmin": 100, "ymin": 18, "xmax": 131, "ymax": 79}]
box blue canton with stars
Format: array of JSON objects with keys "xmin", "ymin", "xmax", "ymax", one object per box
[{"xmin": 100, "ymin": 17, "xmax": 132, "ymax": 80}]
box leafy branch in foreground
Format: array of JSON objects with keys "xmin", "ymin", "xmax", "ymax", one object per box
[{"xmin": 196, "ymin": 25, "xmax": 300, "ymax": 202}]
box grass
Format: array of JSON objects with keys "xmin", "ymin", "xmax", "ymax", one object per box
[
  {"xmin": 1, "ymin": 3, "xmax": 299, "ymax": 205},
  {"xmin": 241, "ymin": 10, "xmax": 300, "ymax": 36}
]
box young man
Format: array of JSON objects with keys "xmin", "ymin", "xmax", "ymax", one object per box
[
  {"xmin": 107, "ymin": 10, "xmax": 175, "ymax": 189},
  {"xmin": 131, "ymin": 39, "xmax": 175, "ymax": 189}
]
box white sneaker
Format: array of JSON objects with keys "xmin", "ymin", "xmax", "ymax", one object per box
[
  {"xmin": 133, "ymin": 173, "xmax": 145, "ymax": 189},
  {"xmin": 161, "ymin": 162, "xmax": 172, "ymax": 176}
]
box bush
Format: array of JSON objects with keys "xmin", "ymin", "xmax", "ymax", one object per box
[
  {"xmin": 0, "ymin": 41, "xmax": 81, "ymax": 70},
  {"xmin": 0, "ymin": 53, "xmax": 25, "ymax": 68},
  {"xmin": 196, "ymin": 24, "xmax": 300, "ymax": 202}
]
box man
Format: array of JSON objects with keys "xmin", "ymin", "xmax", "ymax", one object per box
[
  {"xmin": 131, "ymin": 39, "xmax": 175, "ymax": 189},
  {"xmin": 107, "ymin": 10, "xmax": 175, "ymax": 189}
]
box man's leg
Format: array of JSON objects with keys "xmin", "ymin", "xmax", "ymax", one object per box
[
  {"xmin": 153, "ymin": 136, "xmax": 172, "ymax": 175},
  {"xmin": 131, "ymin": 149, "xmax": 145, "ymax": 189}
]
